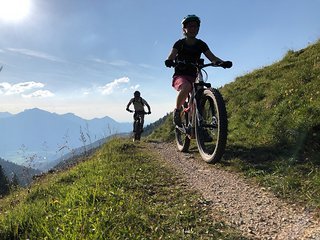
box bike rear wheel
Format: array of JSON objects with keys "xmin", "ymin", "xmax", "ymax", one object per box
[
  {"xmin": 175, "ymin": 105, "xmax": 190, "ymax": 152},
  {"xmin": 195, "ymin": 88, "xmax": 228, "ymax": 163}
]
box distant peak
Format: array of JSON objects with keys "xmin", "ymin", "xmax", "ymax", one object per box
[
  {"xmin": 62, "ymin": 112, "xmax": 77, "ymax": 117},
  {"xmin": 19, "ymin": 108, "xmax": 53, "ymax": 117},
  {"xmin": 24, "ymin": 108, "xmax": 46, "ymax": 113}
]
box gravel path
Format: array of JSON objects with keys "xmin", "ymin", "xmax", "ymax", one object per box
[{"xmin": 149, "ymin": 142, "xmax": 320, "ymax": 240}]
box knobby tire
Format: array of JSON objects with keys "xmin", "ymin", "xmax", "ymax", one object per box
[{"xmin": 195, "ymin": 88, "xmax": 228, "ymax": 163}]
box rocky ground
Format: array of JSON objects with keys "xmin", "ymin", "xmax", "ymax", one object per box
[{"xmin": 149, "ymin": 142, "xmax": 320, "ymax": 240}]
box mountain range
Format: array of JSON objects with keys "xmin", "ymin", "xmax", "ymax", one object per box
[{"xmin": 0, "ymin": 108, "xmax": 131, "ymax": 170}]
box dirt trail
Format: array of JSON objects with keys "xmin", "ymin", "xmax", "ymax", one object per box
[{"xmin": 149, "ymin": 142, "xmax": 320, "ymax": 240}]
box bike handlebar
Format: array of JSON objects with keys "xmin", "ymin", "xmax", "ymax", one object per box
[
  {"xmin": 167, "ymin": 59, "xmax": 232, "ymax": 69},
  {"xmin": 126, "ymin": 109, "xmax": 151, "ymax": 114}
]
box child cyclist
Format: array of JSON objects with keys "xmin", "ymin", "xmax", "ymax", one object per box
[
  {"xmin": 126, "ymin": 90, "xmax": 151, "ymax": 132},
  {"xmin": 165, "ymin": 14, "xmax": 232, "ymax": 127}
]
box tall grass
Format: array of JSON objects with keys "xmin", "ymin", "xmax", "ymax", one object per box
[{"xmin": 0, "ymin": 139, "xmax": 245, "ymax": 239}]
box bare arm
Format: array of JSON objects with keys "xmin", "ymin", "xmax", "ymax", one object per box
[
  {"xmin": 143, "ymin": 99, "xmax": 151, "ymax": 113},
  {"xmin": 204, "ymin": 50, "xmax": 223, "ymax": 64},
  {"xmin": 126, "ymin": 100, "xmax": 132, "ymax": 111},
  {"xmin": 146, "ymin": 103, "xmax": 151, "ymax": 113},
  {"xmin": 166, "ymin": 48, "xmax": 178, "ymax": 60}
]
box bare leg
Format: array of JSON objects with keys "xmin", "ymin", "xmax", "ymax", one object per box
[{"xmin": 176, "ymin": 82, "xmax": 192, "ymax": 109}]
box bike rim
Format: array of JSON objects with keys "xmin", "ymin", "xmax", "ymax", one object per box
[{"xmin": 196, "ymin": 90, "xmax": 227, "ymax": 163}]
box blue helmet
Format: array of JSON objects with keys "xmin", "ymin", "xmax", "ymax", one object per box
[{"xmin": 181, "ymin": 14, "xmax": 201, "ymax": 27}]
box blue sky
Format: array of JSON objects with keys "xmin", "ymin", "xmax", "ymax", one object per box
[{"xmin": 0, "ymin": 0, "xmax": 319, "ymax": 123}]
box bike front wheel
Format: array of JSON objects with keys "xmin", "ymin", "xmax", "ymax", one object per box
[
  {"xmin": 134, "ymin": 120, "xmax": 142, "ymax": 141},
  {"xmin": 195, "ymin": 88, "xmax": 228, "ymax": 163}
]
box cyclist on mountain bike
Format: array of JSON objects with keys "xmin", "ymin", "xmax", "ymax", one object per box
[
  {"xmin": 126, "ymin": 90, "xmax": 151, "ymax": 132},
  {"xmin": 165, "ymin": 14, "xmax": 232, "ymax": 127}
]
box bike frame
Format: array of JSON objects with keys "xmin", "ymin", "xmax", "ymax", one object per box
[
  {"xmin": 182, "ymin": 63, "xmax": 212, "ymax": 138},
  {"xmin": 174, "ymin": 60, "xmax": 229, "ymax": 163},
  {"xmin": 134, "ymin": 111, "xmax": 145, "ymax": 133}
]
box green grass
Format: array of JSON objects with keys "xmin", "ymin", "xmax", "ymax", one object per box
[
  {"xmin": 0, "ymin": 139, "xmax": 246, "ymax": 239},
  {"xmin": 222, "ymin": 149, "xmax": 320, "ymax": 211},
  {"xmin": 147, "ymin": 113, "xmax": 175, "ymax": 142}
]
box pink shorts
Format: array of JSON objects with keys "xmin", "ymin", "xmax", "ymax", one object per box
[{"xmin": 172, "ymin": 75, "xmax": 196, "ymax": 91}]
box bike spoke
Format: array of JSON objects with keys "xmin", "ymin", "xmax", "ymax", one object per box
[{"xmin": 195, "ymin": 89, "xmax": 227, "ymax": 163}]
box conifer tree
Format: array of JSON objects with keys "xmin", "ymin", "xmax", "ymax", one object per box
[
  {"xmin": 11, "ymin": 173, "xmax": 20, "ymax": 189},
  {"xmin": 0, "ymin": 165, "xmax": 10, "ymax": 197}
]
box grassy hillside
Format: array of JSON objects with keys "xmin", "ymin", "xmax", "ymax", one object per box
[
  {"xmin": 221, "ymin": 40, "xmax": 320, "ymax": 210},
  {"xmin": 146, "ymin": 113, "xmax": 175, "ymax": 142},
  {"xmin": 0, "ymin": 139, "xmax": 244, "ymax": 239},
  {"xmin": 147, "ymin": 40, "xmax": 320, "ymax": 210},
  {"xmin": 222, "ymin": 40, "xmax": 320, "ymax": 153},
  {"xmin": 142, "ymin": 113, "xmax": 174, "ymax": 141}
]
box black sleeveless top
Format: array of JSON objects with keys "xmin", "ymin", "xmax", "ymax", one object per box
[{"xmin": 173, "ymin": 38, "xmax": 209, "ymax": 77}]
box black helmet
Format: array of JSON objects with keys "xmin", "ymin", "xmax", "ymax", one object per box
[
  {"xmin": 134, "ymin": 91, "xmax": 140, "ymax": 97},
  {"xmin": 181, "ymin": 14, "xmax": 201, "ymax": 27}
]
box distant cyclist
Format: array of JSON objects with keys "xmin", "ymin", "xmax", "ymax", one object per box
[
  {"xmin": 165, "ymin": 14, "xmax": 232, "ymax": 127},
  {"xmin": 126, "ymin": 91, "xmax": 151, "ymax": 132}
]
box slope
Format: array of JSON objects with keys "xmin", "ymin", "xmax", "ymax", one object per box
[
  {"xmin": 222, "ymin": 40, "xmax": 320, "ymax": 157},
  {"xmin": 0, "ymin": 139, "xmax": 244, "ymax": 239}
]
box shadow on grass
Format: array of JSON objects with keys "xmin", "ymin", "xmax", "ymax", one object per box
[
  {"xmin": 223, "ymin": 144, "xmax": 286, "ymax": 163},
  {"xmin": 221, "ymin": 140, "xmax": 320, "ymax": 176},
  {"xmin": 221, "ymin": 124, "xmax": 320, "ymax": 169}
]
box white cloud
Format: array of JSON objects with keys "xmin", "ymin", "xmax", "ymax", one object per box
[
  {"xmin": 6, "ymin": 48, "xmax": 64, "ymax": 62},
  {"xmin": 108, "ymin": 60, "xmax": 131, "ymax": 67},
  {"xmin": 0, "ymin": 82, "xmax": 11, "ymax": 93},
  {"xmin": 80, "ymin": 87, "xmax": 92, "ymax": 96},
  {"xmin": 0, "ymin": 81, "xmax": 45, "ymax": 95},
  {"xmin": 99, "ymin": 77, "xmax": 130, "ymax": 95},
  {"xmin": 89, "ymin": 58, "xmax": 107, "ymax": 64},
  {"xmin": 88, "ymin": 58, "xmax": 132, "ymax": 67},
  {"xmin": 122, "ymin": 84, "xmax": 140, "ymax": 93},
  {"xmin": 130, "ymin": 84, "xmax": 140, "ymax": 90},
  {"xmin": 0, "ymin": 81, "xmax": 54, "ymax": 98},
  {"xmin": 138, "ymin": 63, "xmax": 154, "ymax": 69},
  {"xmin": 22, "ymin": 90, "xmax": 54, "ymax": 98}
]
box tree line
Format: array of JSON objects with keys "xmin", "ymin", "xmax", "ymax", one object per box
[{"xmin": 0, "ymin": 165, "xmax": 19, "ymax": 198}]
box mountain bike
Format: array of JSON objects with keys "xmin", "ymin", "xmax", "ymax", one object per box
[
  {"xmin": 127, "ymin": 110, "xmax": 150, "ymax": 141},
  {"xmin": 173, "ymin": 60, "xmax": 229, "ymax": 163}
]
